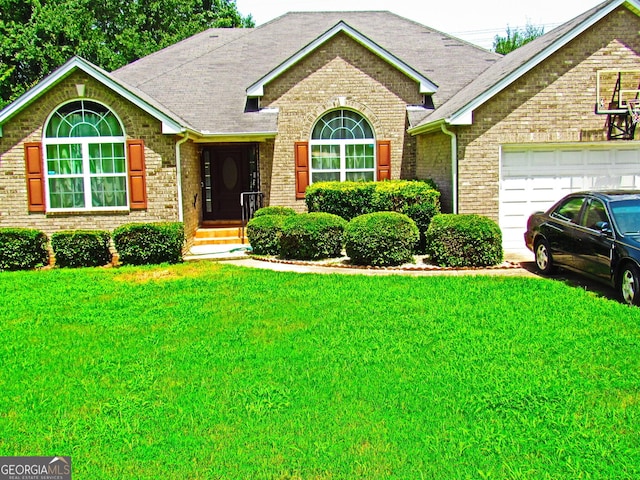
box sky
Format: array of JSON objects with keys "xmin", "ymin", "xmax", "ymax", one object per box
[{"xmin": 234, "ymin": 0, "xmax": 605, "ymax": 50}]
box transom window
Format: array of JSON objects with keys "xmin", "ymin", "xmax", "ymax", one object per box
[
  {"xmin": 44, "ymin": 100, "xmax": 128, "ymax": 210},
  {"xmin": 310, "ymin": 109, "xmax": 375, "ymax": 183}
]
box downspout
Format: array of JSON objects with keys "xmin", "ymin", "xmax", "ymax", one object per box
[
  {"xmin": 440, "ymin": 122, "xmax": 458, "ymax": 214},
  {"xmin": 175, "ymin": 130, "xmax": 189, "ymax": 222}
]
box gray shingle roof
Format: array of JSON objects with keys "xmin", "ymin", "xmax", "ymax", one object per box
[
  {"xmin": 412, "ymin": 0, "xmax": 618, "ymax": 128},
  {"xmin": 111, "ymin": 11, "xmax": 499, "ymax": 136}
]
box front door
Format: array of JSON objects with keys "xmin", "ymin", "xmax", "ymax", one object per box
[{"xmin": 201, "ymin": 146, "xmax": 248, "ymax": 220}]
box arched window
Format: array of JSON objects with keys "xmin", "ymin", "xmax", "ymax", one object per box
[
  {"xmin": 43, "ymin": 100, "xmax": 128, "ymax": 210},
  {"xmin": 310, "ymin": 109, "xmax": 375, "ymax": 183}
]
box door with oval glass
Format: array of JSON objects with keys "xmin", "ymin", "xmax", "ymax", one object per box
[{"xmin": 201, "ymin": 146, "xmax": 248, "ymax": 220}]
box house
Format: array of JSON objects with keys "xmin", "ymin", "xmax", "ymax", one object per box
[{"xmin": 1, "ymin": 0, "xmax": 639, "ymax": 253}]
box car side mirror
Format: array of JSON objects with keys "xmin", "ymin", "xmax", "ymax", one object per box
[{"xmin": 595, "ymin": 221, "xmax": 613, "ymax": 236}]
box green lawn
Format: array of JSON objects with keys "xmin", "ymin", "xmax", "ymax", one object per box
[{"xmin": 1, "ymin": 262, "xmax": 639, "ymax": 479}]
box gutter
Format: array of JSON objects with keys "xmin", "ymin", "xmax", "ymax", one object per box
[
  {"xmin": 175, "ymin": 131, "xmax": 190, "ymax": 222},
  {"xmin": 440, "ymin": 122, "xmax": 458, "ymax": 214}
]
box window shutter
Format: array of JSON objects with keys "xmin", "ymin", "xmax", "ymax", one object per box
[
  {"xmin": 295, "ymin": 141, "xmax": 309, "ymax": 199},
  {"xmin": 376, "ymin": 140, "xmax": 391, "ymax": 181},
  {"xmin": 24, "ymin": 142, "xmax": 46, "ymax": 212},
  {"xmin": 127, "ymin": 139, "xmax": 147, "ymax": 210}
]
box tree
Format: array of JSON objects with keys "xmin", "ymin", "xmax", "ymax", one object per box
[
  {"xmin": 493, "ymin": 23, "xmax": 544, "ymax": 55},
  {"xmin": 0, "ymin": 0, "xmax": 254, "ymax": 108}
]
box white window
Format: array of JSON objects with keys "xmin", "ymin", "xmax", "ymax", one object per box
[
  {"xmin": 310, "ymin": 109, "xmax": 375, "ymax": 183},
  {"xmin": 43, "ymin": 100, "xmax": 128, "ymax": 211}
]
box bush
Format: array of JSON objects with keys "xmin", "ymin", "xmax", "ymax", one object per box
[
  {"xmin": 279, "ymin": 213, "xmax": 347, "ymax": 260},
  {"xmin": 306, "ymin": 180, "xmax": 440, "ymax": 253},
  {"xmin": 246, "ymin": 215, "xmax": 287, "ymax": 255},
  {"xmin": 0, "ymin": 228, "xmax": 48, "ymax": 271},
  {"xmin": 305, "ymin": 181, "xmax": 377, "ymax": 221},
  {"xmin": 426, "ymin": 214, "xmax": 503, "ymax": 267},
  {"xmin": 253, "ymin": 206, "xmax": 297, "ymax": 218},
  {"xmin": 51, "ymin": 230, "xmax": 111, "ymax": 268},
  {"xmin": 371, "ymin": 180, "xmax": 440, "ymax": 253},
  {"xmin": 345, "ymin": 212, "xmax": 419, "ymax": 267},
  {"xmin": 113, "ymin": 222, "xmax": 184, "ymax": 265}
]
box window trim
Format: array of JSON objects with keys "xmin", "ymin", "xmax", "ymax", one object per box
[
  {"xmin": 309, "ymin": 109, "xmax": 376, "ymax": 184},
  {"xmin": 42, "ymin": 100, "xmax": 129, "ymax": 212}
]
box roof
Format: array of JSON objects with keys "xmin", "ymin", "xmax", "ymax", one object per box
[
  {"xmin": 111, "ymin": 11, "xmax": 499, "ymax": 136},
  {"xmin": 410, "ymin": 0, "xmax": 640, "ymax": 133}
]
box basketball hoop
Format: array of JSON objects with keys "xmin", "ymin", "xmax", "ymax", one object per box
[{"xmin": 628, "ymin": 99, "xmax": 640, "ymax": 124}]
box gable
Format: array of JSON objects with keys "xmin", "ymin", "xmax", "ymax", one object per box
[
  {"xmin": 260, "ymin": 32, "xmax": 426, "ymax": 106},
  {"xmin": 0, "ymin": 57, "xmax": 185, "ymax": 137},
  {"xmin": 246, "ymin": 21, "xmax": 438, "ymax": 99},
  {"xmin": 410, "ymin": 0, "xmax": 640, "ymax": 133}
]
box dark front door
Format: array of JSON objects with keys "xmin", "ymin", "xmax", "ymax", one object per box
[{"xmin": 201, "ymin": 146, "xmax": 248, "ymax": 220}]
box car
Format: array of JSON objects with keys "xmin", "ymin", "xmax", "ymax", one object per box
[{"xmin": 524, "ymin": 190, "xmax": 640, "ymax": 306}]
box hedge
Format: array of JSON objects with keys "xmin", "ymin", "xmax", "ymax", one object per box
[
  {"xmin": 279, "ymin": 213, "xmax": 347, "ymax": 260},
  {"xmin": 51, "ymin": 230, "xmax": 112, "ymax": 268},
  {"xmin": 345, "ymin": 212, "xmax": 419, "ymax": 267},
  {"xmin": 305, "ymin": 180, "xmax": 440, "ymax": 253},
  {"xmin": 426, "ymin": 214, "xmax": 503, "ymax": 267},
  {"xmin": 253, "ymin": 206, "xmax": 298, "ymax": 218},
  {"xmin": 305, "ymin": 181, "xmax": 377, "ymax": 221},
  {"xmin": 246, "ymin": 214, "xmax": 287, "ymax": 255},
  {"xmin": 112, "ymin": 222, "xmax": 184, "ymax": 265},
  {"xmin": 0, "ymin": 228, "xmax": 49, "ymax": 271}
]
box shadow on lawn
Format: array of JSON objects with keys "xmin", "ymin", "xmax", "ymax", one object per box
[{"xmin": 519, "ymin": 261, "xmax": 621, "ymax": 304}]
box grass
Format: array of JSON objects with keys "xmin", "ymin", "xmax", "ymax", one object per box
[{"xmin": 0, "ymin": 262, "xmax": 639, "ymax": 479}]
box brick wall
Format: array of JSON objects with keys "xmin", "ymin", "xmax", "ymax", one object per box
[
  {"xmin": 0, "ymin": 71, "xmax": 180, "ymax": 236},
  {"xmin": 417, "ymin": 6, "xmax": 640, "ymax": 222},
  {"xmin": 262, "ymin": 32, "xmax": 422, "ymax": 209},
  {"xmin": 416, "ymin": 131, "xmax": 453, "ymax": 212},
  {"xmin": 179, "ymin": 139, "xmax": 201, "ymax": 247}
]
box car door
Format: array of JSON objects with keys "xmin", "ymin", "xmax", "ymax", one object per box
[
  {"xmin": 541, "ymin": 195, "xmax": 586, "ymax": 269},
  {"xmin": 574, "ymin": 198, "xmax": 614, "ymax": 281}
]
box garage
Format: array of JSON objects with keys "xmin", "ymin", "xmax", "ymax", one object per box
[{"xmin": 500, "ymin": 143, "xmax": 640, "ymax": 252}]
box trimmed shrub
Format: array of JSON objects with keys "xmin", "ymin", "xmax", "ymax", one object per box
[
  {"xmin": 246, "ymin": 214, "xmax": 287, "ymax": 255},
  {"xmin": 0, "ymin": 228, "xmax": 48, "ymax": 271},
  {"xmin": 279, "ymin": 213, "xmax": 347, "ymax": 260},
  {"xmin": 345, "ymin": 212, "xmax": 419, "ymax": 267},
  {"xmin": 253, "ymin": 206, "xmax": 297, "ymax": 218},
  {"xmin": 371, "ymin": 180, "xmax": 440, "ymax": 253},
  {"xmin": 426, "ymin": 214, "xmax": 503, "ymax": 267},
  {"xmin": 305, "ymin": 181, "xmax": 377, "ymax": 221},
  {"xmin": 51, "ymin": 230, "xmax": 111, "ymax": 268},
  {"xmin": 113, "ymin": 222, "xmax": 184, "ymax": 265},
  {"xmin": 306, "ymin": 180, "xmax": 440, "ymax": 253}
]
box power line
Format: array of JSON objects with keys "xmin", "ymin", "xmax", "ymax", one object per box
[{"xmin": 450, "ymin": 22, "xmax": 561, "ymax": 49}]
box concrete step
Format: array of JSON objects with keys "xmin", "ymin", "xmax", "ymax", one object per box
[
  {"xmin": 193, "ymin": 227, "xmax": 248, "ymax": 246},
  {"xmin": 195, "ymin": 227, "xmax": 244, "ymax": 239}
]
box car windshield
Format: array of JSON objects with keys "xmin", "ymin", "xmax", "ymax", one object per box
[{"xmin": 610, "ymin": 199, "xmax": 640, "ymax": 234}]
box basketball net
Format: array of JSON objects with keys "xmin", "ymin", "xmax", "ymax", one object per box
[{"xmin": 628, "ymin": 100, "xmax": 640, "ymax": 124}]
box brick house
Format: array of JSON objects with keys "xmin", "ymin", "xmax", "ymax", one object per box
[{"xmin": 1, "ymin": 0, "xmax": 639, "ymax": 252}]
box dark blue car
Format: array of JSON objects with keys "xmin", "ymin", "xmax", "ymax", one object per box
[{"xmin": 524, "ymin": 190, "xmax": 640, "ymax": 305}]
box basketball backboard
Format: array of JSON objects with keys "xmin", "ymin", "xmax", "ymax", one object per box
[{"xmin": 596, "ymin": 69, "xmax": 640, "ymax": 114}]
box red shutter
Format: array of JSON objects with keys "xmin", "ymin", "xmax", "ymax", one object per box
[
  {"xmin": 377, "ymin": 140, "xmax": 391, "ymax": 181},
  {"xmin": 127, "ymin": 139, "xmax": 147, "ymax": 210},
  {"xmin": 24, "ymin": 142, "xmax": 46, "ymax": 212},
  {"xmin": 295, "ymin": 141, "xmax": 309, "ymax": 199}
]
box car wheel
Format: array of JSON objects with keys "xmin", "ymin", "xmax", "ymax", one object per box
[
  {"xmin": 535, "ymin": 239, "xmax": 554, "ymax": 275},
  {"xmin": 619, "ymin": 263, "xmax": 640, "ymax": 306}
]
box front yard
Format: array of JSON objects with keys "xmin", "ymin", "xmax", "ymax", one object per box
[{"xmin": 1, "ymin": 262, "xmax": 639, "ymax": 478}]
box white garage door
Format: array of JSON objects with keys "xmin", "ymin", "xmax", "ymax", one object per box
[{"xmin": 500, "ymin": 144, "xmax": 640, "ymax": 252}]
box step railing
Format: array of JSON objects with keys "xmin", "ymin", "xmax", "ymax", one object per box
[{"xmin": 240, "ymin": 191, "xmax": 264, "ymax": 244}]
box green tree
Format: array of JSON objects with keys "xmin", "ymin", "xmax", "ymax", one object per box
[
  {"xmin": 493, "ymin": 22, "xmax": 544, "ymax": 55},
  {"xmin": 0, "ymin": 0, "xmax": 254, "ymax": 108}
]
